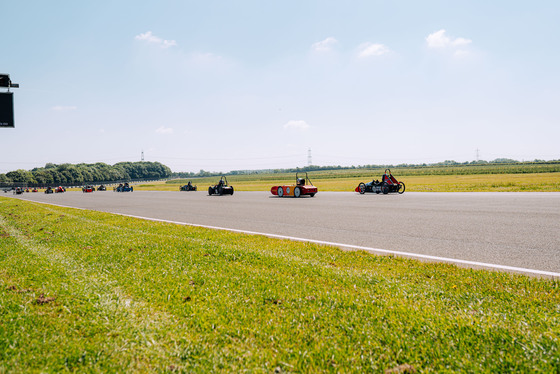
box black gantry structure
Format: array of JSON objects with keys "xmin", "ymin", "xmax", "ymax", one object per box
[{"xmin": 0, "ymin": 74, "xmax": 19, "ymax": 128}]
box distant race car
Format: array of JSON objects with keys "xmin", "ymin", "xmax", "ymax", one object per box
[
  {"xmin": 114, "ymin": 183, "xmax": 133, "ymax": 192},
  {"xmin": 180, "ymin": 182, "xmax": 197, "ymax": 191},
  {"xmin": 271, "ymin": 172, "xmax": 317, "ymax": 198},
  {"xmin": 55, "ymin": 186, "xmax": 66, "ymax": 193},
  {"xmin": 45, "ymin": 187, "xmax": 54, "ymax": 194},
  {"xmin": 355, "ymin": 169, "xmax": 405, "ymax": 195},
  {"xmin": 208, "ymin": 176, "xmax": 234, "ymax": 196},
  {"xmin": 32, "ymin": 188, "xmax": 38, "ymax": 193},
  {"xmin": 82, "ymin": 185, "xmax": 95, "ymax": 193},
  {"xmin": 14, "ymin": 187, "xmax": 24, "ymax": 195},
  {"xmin": 97, "ymin": 185, "xmax": 106, "ymax": 191}
]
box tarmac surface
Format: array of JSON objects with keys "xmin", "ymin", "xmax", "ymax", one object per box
[{"xmin": 7, "ymin": 190, "xmax": 560, "ymax": 276}]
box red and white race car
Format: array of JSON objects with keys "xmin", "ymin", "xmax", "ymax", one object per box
[
  {"xmin": 271, "ymin": 172, "xmax": 317, "ymax": 198},
  {"xmin": 82, "ymin": 185, "xmax": 94, "ymax": 193},
  {"xmin": 55, "ymin": 186, "xmax": 66, "ymax": 193}
]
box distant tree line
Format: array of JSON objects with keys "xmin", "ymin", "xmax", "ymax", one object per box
[
  {"xmin": 4, "ymin": 158, "xmax": 555, "ymax": 185},
  {"xmin": 0, "ymin": 161, "xmax": 171, "ymax": 186},
  {"xmin": 168, "ymin": 159, "xmax": 559, "ymax": 178},
  {"xmin": 171, "ymin": 169, "xmax": 222, "ymax": 179}
]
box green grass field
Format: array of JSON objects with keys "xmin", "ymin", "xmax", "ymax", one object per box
[
  {"xmin": 1, "ymin": 197, "xmax": 559, "ymax": 372},
  {"xmin": 135, "ymin": 171, "xmax": 560, "ymax": 192}
]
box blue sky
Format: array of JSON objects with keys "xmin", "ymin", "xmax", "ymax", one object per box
[{"xmin": 1, "ymin": 1, "xmax": 559, "ymax": 172}]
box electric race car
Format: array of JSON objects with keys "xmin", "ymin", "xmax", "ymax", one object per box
[
  {"xmin": 114, "ymin": 183, "xmax": 133, "ymax": 192},
  {"xmin": 55, "ymin": 186, "xmax": 66, "ymax": 193},
  {"xmin": 271, "ymin": 172, "xmax": 317, "ymax": 198},
  {"xmin": 97, "ymin": 185, "xmax": 106, "ymax": 191},
  {"xmin": 180, "ymin": 182, "xmax": 197, "ymax": 191},
  {"xmin": 208, "ymin": 176, "xmax": 234, "ymax": 196},
  {"xmin": 355, "ymin": 169, "xmax": 405, "ymax": 195},
  {"xmin": 45, "ymin": 187, "xmax": 54, "ymax": 194},
  {"xmin": 82, "ymin": 185, "xmax": 94, "ymax": 193}
]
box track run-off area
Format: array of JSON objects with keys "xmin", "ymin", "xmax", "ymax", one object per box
[{"xmin": 8, "ymin": 191, "xmax": 560, "ymax": 277}]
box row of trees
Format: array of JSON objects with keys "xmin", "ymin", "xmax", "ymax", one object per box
[
  {"xmin": 4, "ymin": 159, "xmax": 557, "ymax": 185},
  {"xmin": 0, "ymin": 161, "xmax": 171, "ymax": 186},
  {"xmin": 169, "ymin": 159, "xmax": 560, "ymax": 178},
  {"xmin": 225, "ymin": 159, "xmax": 560, "ymax": 175}
]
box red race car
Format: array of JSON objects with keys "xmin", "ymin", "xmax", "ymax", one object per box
[
  {"xmin": 271, "ymin": 172, "xmax": 317, "ymax": 198},
  {"xmin": 82, "ymin": 185, "xmax": 94, "ymax": 193},
  {"xmin": 55, "ymin": 186, "xmax": 66, "ymax": 193}
]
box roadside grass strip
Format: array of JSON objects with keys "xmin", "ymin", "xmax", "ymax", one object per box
[{"xmin": 1, "ymin": 197, "xmax": 559, "ymax": 373}]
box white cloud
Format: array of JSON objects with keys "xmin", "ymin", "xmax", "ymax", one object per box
[
  {"xmin": 135, "ymin": 31, "xmax": 160, "ymax": 43},
  {"xmin": 358, "ymin": 43, "xmax": 389, "ymax": 58},
  {"xmin": 162, "ymin": 40, "xmax": 177, "ymax": 48},
  {"xmin": 452, "ymin": 37, "xmax": 472, "ymax": 47},
  {"xmin": 51, "ymin": 106, "xmax": 77, "ymax": 112},
  {"xmin": 311, "ymin": 37, "xmax": 338, "ymax": 52},
  {"xmin": 426, "ymin": 29, "xmax": 472, "ymax": 49},
  {"xmin": 156, "ymin": 126, "xmax": 174, "ymax": 134},
  {"xmin": 284, "ymin": 120, "xmax": 310, "ymax": 131},
  {"xmin": 135, "ymin": 31, "xmax": 177, "ymax": 48}
]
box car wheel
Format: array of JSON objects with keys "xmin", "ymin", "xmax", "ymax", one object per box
[
  {"xmin": 359, "ymin": 183, "xmax": 366, "ymax": 194},
  {"xmin": 398, "ymin": 182, "xmax": 405, "ymax": 194},
  {"xmin": 218, "ymin": 186, "xmax": 223, "ymax": 195},
  {"xmin": 382, "ymin": 183, "xmax": 389, "ymax": 194},
  {"xmin": 230, "ymin": 187, "xmax": 234, "ymax": 195},
  {"xmin": 277, "ymin": 187, "xmax": 284, "ymax": 197},
  {"xmin": 294, "ymin": 187, "xmax": 301, "ymax": 198},
  {"xmin": 208, "ymin": 187, "xmax": 213, "ymax": 195}
]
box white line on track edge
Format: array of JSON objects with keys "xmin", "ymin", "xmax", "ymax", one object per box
[{"xmin": 11, "ymin": 198, "xmax": 560, "ymax": 278}]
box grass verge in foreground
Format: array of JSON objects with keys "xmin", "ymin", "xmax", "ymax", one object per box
[{"xmin": 1, "ymin": 197, "xmax": 559, "ymax": 373}]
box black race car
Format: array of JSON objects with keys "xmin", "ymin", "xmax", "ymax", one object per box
[
  {"xmin": 208, "ymin": 176, "xmax": 234, "ymax": 196},
  {"xmin": 114, "ymin": 183, "xmax": 133, "ymax": 192},
  {"xmin": 180, "ymin": 182, "xmax": 197, "ymax": 191},
  {"xmin": 355, "ymin": 169, "xmax": 405, "ymax": 195}
]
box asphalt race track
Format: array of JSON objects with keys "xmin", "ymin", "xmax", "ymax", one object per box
[{"xmin": 7, "ymin": 191, "xmax": 560, "ymax": 276}]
